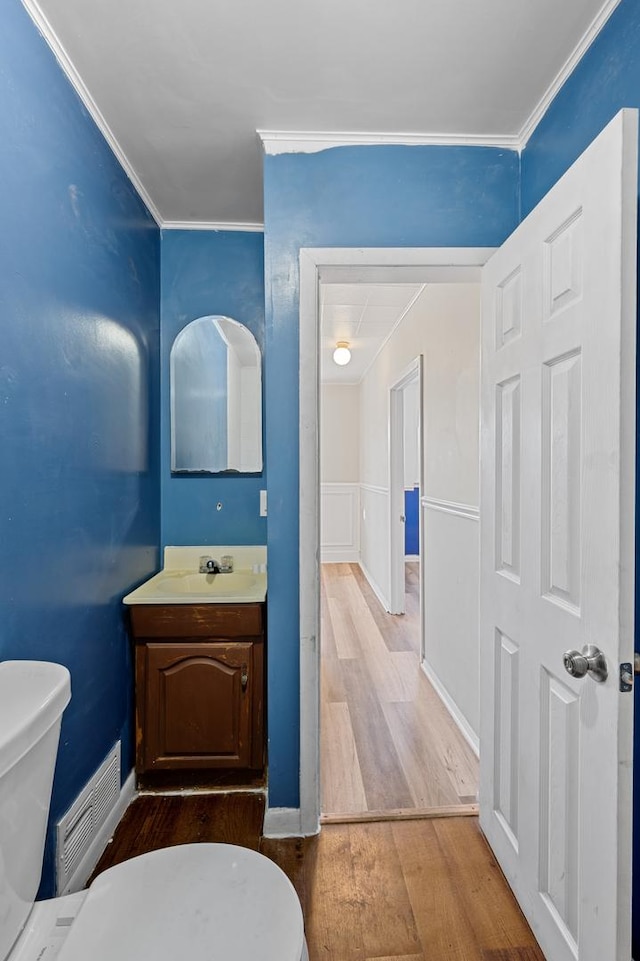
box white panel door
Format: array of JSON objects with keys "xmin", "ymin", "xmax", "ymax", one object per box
[{"xmin": 480, "ymin": 109, "xmax": 637, "ymax": 961}]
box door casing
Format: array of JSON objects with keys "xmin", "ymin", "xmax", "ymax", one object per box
[
  {"xmin": 389, "ymin": 356, "xmax": 423, "ymax": 618},
  {"xmin": 298, "ymin": 246, "xmax": 493, "ymax": 833}
]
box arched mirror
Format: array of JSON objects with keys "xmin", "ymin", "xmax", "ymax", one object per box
[{"xmin": 170, "ymin": 315, "xmax": 262, "ymax": 473}]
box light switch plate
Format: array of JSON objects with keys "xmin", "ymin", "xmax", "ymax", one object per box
[{"xmin": 260, "ymin": 489, "xmax": 267, "ymax": 517}]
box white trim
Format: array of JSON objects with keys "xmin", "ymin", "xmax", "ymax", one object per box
[
  {"xmin": 359, "ymin": 482, "xmax": 389, "ymax": 496},
  {"xmin": 60, "ymin": 769, "xmax": 136, "ymax": 895},
  {"xmin": 299, "ymin": 250, "xmax": 323, "ymax": 838},
  {"xmin": 22, "ymin": 1, "xmax": 268, "ymax": 233},
  {"xmin": 422, "ymin": 496, "xmax": 480, "ymax": 521},
  {"xmin": 258, "ymin": 129, "xmax": 521, "ymax": 155},
  {"xmin": 322, "ymin": 481, "xmax": 360, "ymax": 488},
  {"xmin": 321, "ymin": 484, "xmax": 360, "ymax": 559},
  {"xmin": 162, "ymin": 221, "xmax": 264, "ymax": 233},
  {"xmin": 359, "ymin": 288, "xmax": 425, "ymax": 386},
  {"xmin": 405, "ymin": 554, "xmax": 420, "ymax": 562},
  {"xmin": 21, "ymin": 0, "xmax": 621, "ymax": 229},
  {"xmin": 321, "ymin": 482, "xmax": 360, "ymax": 563},
  {"xmin": 420, "ymin": 661, "xmax": 480, "ymax": 757},
  {"xmin": 262, "ymin": 2, "xmax": 623, "ymax": 157},
  {"xmin": 21, "ymin": 0, "xmax": 163, "ymax": 225},
  {"xmin": 389, "ymin": 357, "xmax": 423, "ymax": 615},
  {"xmin": 322, "ymin": 549, "xmax": 360, "ymax": 563},
  {"xmin": 262, "ymin": 806, "xmax": 319, "ymax": 837},
  {"xmin": 358, "ymin": 559, "xmax": 391, "ymax": 613},
  {"xmin": 518, "ymin": 0, "xmax": 622, "ymax": 147},
  {"xmin": 306, "ymin": 246, "xmax": 495, "ymax": 275},
  {"xmin": 299, "ymin": 247, "xmax": 494, "ymax": 837}
]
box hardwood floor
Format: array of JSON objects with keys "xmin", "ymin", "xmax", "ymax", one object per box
[
  {"xmin": 321, "ymin": 562, "xmax": 478, "ymax": 818},
  {"xmin": 264, "ymin": 818, "xmax": 545, "ymax": 961},
  {"xmin": 86, "ymin": 565, "xmax": 539, "ymax": 958},
  {"xmin": 91, "ymin": 793, "xmax": 544, "ymax": 961},
  {"xmin": 89, "ymin": 792, "xmax": 265, "ymax": 879}
]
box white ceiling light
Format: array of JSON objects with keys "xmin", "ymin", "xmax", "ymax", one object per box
[{"xmin": 332, "ymin": 341, "xmax": 352, "ymax": 366}]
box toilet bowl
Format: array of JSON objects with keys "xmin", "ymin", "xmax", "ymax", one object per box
[
  {"xmin": 1, "ymin": 661, "xmax": 308, "ymax": 961},
  {"xmin": 55, "ymin": 843, "xmax": 307, "ymax": 961}
]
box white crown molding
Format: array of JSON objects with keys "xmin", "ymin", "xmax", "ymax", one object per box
[
  {"xmin": 518, "ymin": 0, "xmax": 622, "ymax": 148},
  {"xmin": 358, "ymin": 284, "xmax": 425, "ymax": 384},
  {"xmin": 22, "ymin": 0, "xmax": 622, "ymax": 221},
  {"xmin": 261, "ymin": 1, "xmax": 622, "ymax": 158},
  {"xmin": 258, "ymin": 129, "xmax": 521, "ymax": 155},
  {"xmin": 161, "ymin": 220, "xmax": 264, "ymax": 232},
  {"xmin": 21, "ymin": 0, "xmax": 163, "ymax": 225}
]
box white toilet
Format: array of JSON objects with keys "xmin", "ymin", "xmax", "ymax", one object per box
[{"xmin": 0, "ymin": 660, "xmax": 308, "ymax": 961}]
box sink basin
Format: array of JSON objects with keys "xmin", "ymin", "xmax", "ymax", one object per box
[
  {"xmin": 123, "ymin": 568, "xmax": 267, "ymax": 605},
  {"xmin": 122, "ymin": 546, "xmax": 267, "ymax": 605},
  {"xmin": 155, "ymin": 570, "xmax": 263, "ymax": 598}
]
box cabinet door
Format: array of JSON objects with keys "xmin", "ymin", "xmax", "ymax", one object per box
[{"xmin": 143, "ymin": 642, "xmax": 253, "ymax": 771}]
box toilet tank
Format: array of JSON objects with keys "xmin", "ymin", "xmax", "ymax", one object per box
[{"xmin": 0, "ymin": 661, "xmax": 71, "ymax": 961}]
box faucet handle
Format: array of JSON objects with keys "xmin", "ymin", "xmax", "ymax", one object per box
[{"xmin": 220, "ymin": 554, "xmax": 234, "ymax": 573}]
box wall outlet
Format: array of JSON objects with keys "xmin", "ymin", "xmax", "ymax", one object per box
[{"xmin": 260, "ymin": 489, "xmax": 267, "ymax": 517}]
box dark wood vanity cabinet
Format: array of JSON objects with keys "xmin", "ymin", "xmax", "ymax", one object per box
[{"xmin": 130, "ymin": 604, "xmax": 264, "ymax": 785}]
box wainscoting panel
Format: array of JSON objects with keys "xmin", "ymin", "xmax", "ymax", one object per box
[
  {"xmin": 422, "ymin": 497, "xmax": 480, "ymax": 740},
  {"xmin": 359, "ymin": 484, "xmax": 391, "ymax": 610},
  {"xmin": 321, "ymin": 484, "xmax": 360, "ymax": 563}
]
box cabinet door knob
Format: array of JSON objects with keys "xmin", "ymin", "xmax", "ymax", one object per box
[{"xmin": 241, "ymin": 665, "xmax": 248, "ymax": 691}]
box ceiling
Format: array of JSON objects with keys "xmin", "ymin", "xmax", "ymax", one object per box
[
  {"xmin": 25, "ymin": 0, "xmax": 618, "ymax": 226},
  {"xmin": 320, "ymin": 283, "xmax": 423, "ymax": 385}
]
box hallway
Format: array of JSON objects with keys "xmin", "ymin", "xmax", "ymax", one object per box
[{"xmin": 321, "ymin": 563, "xmax": 478, "ymax": 818}]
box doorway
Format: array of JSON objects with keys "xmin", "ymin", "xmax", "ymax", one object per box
[{"xmin": 301, "ymin": 251, "xmax": 484, "ymax": 811}]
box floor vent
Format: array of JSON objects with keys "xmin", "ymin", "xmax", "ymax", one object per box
[{"xmin": 56, "ymin": 741, "xmax": 121, "ymax": 894}]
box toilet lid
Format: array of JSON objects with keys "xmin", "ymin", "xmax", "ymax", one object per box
[{"xmin": 57, "ymin": 843, "xmax": 305, "ymax": 961}]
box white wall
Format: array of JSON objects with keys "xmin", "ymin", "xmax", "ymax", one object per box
[
  {"xmin": 321, "ymin": 384, "xmax": 361, "ymax": 562},
  {"xmin": 359, "ymin": 283, "xmax": 481, "ymax": 741},
  {"xmin": 403, "ymin": 378, "xmax": 420, "ymax": 489},
  {"xmin": 321, "ymin": 384, "xmax": 360, "ymax": 482}
]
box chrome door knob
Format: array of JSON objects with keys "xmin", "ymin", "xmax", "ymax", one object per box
[
  {"xmin": 563, "ymin": 650, "xmax": 589, "ymax": 677},
  {"xmin": 563, "ymin": 644, "xmax": 608, "ymax": 683}
]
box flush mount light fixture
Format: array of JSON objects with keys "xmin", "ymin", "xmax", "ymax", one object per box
[{"xmin": 332, "ymin": 341, "xmax": 351, "ymax": 366}]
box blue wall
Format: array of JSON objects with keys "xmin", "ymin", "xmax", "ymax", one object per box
[
  {"xmin": 0, "ymin": 0, "xmax": 161, "ymax": 896},
  {"xmin": 7, "ymin": 0, "xmax": 636, "ymax": 910},
  {"xmin": 404, "ymin": 488, "xmax": 420, "ymax": 556},
  {"xmin": 160, "ymin": 230, "xmax": 266, "ymax": 546},
  {"xmin": 263, "ymin": 144, "xmax": 520, "ymax": 805},
  {"xmin": 520, "ymin": 0, "xmax": 640, "ymax": 951}
]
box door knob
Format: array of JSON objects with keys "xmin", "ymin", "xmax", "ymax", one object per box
[{"xmin": 562, "ymin": 644, "xmax": 608, "ymax": 682}]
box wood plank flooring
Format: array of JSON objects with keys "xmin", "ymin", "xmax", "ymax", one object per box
[
  {"xmin": 89, "ymin": 792, "xmax": 265, "ymax": 880},
  {"xmin": 90, "ymin": 793, "xmax": 544, "ymax": 961},
  {"xmin": 321, "ymin": 562, "xmax": 478, "ymax": 817}
]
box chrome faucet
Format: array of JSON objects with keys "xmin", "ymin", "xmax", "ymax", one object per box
[{"xmin": 199, "ymin": 554, "xmax": 234, "ymax": 574}]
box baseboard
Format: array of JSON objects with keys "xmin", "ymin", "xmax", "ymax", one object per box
[
  {"xmin": 358, "ymin": 560, "xmax": 391, "ymax": 612},
  {"xmin": 420, "ymin": 661, "xmax": 479, "ymax": 757},
  {"xmin": 61, "ymin": 769, "xmax": 136, "ymax": 895},
  {"xmin": 404, "ymin": 554, "xmax": 419, "ymax": 562},
  {"xmin": 321, "ymin": 549, "xmax": 360, "ymax": 563},
  {"xmin": 263, "ymin": 806, "xmax": 304, "ymax": 837}
]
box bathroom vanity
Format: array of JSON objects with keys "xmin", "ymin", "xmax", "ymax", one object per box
[
  {"xmin": 124, "ymin": 547, "xmax": 267, "ymax": 789},
  {"xmin": 130, "ymin": 603, "xmax": 264, "ymax": 786}
]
